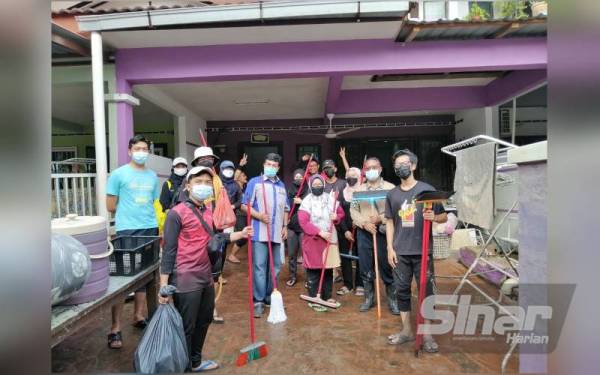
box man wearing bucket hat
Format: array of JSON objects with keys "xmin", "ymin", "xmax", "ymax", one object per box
[{"xmin": 175, "ymin": 146, "xmax": 223, "ymax": 206}]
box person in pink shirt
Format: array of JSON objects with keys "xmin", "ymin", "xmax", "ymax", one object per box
[{"xmin": 298, "ymin": 175, "xmax": 345, "ymax": 311}]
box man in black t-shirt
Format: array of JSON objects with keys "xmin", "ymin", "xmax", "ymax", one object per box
[{"xmin": 384, "ymin": 149, "xmax": 447, "ymax": 353}]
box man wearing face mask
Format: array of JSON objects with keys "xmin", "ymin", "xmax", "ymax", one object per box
[
  {"xmin": 160, "ymin": 166, "xmax": 253, "ymax": 371},
  {"xmin": 349, "ymin": 157, "xmax": 397, "ymax": 314},
  {"xmin": 106, "ymin": 135, "xmax": 161, "ymax": 349},
  {"xmin": 384, "ymin": 149, "xmax": 447, "ymax": 352},
  {"xmin": 285, "ymin": 168, "xmax": 310, "ymax": 286},
  {"xmin": 175, "ymin": 146, "xmax": 223, "ymax": 205},
  {"xmin": 322, "ymin": 159, "xmax": 347, "ymax": 195},
  {"xmin": 241, "ymin": 153, "xmax": 290, "ymax": 318},
  {"xmin": 159, "ymin": 157, "xmax": 188, "ymax": 212}
]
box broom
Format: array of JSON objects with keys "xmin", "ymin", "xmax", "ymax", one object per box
[
  {"xmin": 260, "ymin": 179, "xmax": 287, "ymax": 324},
  {"xmin": 300, "ymin": 191, "xmax": 340, "ymax": 309},
  {"xmin": 236, "ymin": 205, "xmax": 268, "ymax": 366}
]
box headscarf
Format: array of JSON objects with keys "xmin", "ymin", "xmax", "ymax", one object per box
[
  {"xmin": 219, "ymin": 160, "xmax": 238, "ymax": 201},
  {"xmin": 299, "ymin": 175, "xmax": 338, "ymax": 244},
  {"xmin": 343, "ymin": 167, "xmax": 362, "ymax": 202},
  {"xmin": 168, "ymin": 168, "xmax": 186, "ymax": 194}
]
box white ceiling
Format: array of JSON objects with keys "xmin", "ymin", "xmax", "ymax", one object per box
[
  {"xmin": 102, "ymin": 21, "xmax": 402, "ymax": 48},
  {"xmin": 342, "ymin": 75, "xmax": 497, "ymax": 89},
  {"xmin": 144, "ymin": 77, "xmax": 329, "ymax": 121}
]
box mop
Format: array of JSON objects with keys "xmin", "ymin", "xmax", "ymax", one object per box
[
  {"xmin": 300, "ymin": 191, "xmax": 341, "ymax": 309},
  {"xmin": 352, "ymin": 189, "xmax": 391, "ymax": 319},
  {"xmin": 260, "ymin": 179, "xmax": 287, "ymax": 324},
  {"xmin": 412, "ymin": 190, "xmax": 453, "ymax": 357},
  {"xmin": 236, "ymin": 205, "xmax": 268, "ymax": 366},
  {"xmin": 287, "ymin": 153, "xmax": 313, "ymax": 219}
]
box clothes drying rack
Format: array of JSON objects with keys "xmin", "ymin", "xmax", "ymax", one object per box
[{"xmin": 440, "ymin": 135, "xmax": 521, "ymax": 374}]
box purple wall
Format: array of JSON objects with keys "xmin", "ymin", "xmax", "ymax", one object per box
[{"xmin": 207, "ymin": 115, "xmax": 454, "ymax": 183}]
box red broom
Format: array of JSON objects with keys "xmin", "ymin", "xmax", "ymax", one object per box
[
  {"xmin": 236, "ymin": 205, "xmax": 268, "ymax": 366},
  {"xmin": 415, "ymin": 202, "xmax": 432, "ymax": 356}
]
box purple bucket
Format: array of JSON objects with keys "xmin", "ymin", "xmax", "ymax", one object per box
[{"xmin": 52, "ymin": 215, "xmax": 110, "ymax": 305}]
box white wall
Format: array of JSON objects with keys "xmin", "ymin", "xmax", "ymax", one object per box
[{"xmin": 455, "ymin": 107, "xmax": 495, "ymax": 141}]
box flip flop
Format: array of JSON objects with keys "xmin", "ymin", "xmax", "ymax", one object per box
[
  {"xmin": 286, "ymin": 278, "xmax": 297, "ymax": 287},
  {"xmin": 227, "ymin": 256, "xmax": 241, "ymax": 264},
  {"xmin": 107, "ymin": 331, "xmax": 122, "ymax": 349},
  {"xmin": 191, "ymin": 359, "xmax": 219, "ymax": 372},
  {"xmin": 308, "ymin": 303, "xmax": 328, "ymax": 312},
  {"xmin": 132, "ymin": 319, "xmax": 148, "ymax": 329},
  {"xmin": 423, "ymin": 338, "xmax": 439, "ymax": 353},
  {"xmin": 213, "ymin": 315, "xmax": 225, "ymax": 324},
  {"xmin": 326, "ymin": 299, "xmax": 342, "ymax": 308},
  {"xmin": 387, "ymin": 333, "xmax": 415, "ymax": 345}
]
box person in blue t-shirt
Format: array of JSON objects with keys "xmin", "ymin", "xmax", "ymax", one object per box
[{"xmin": 105, "ymin": 135, "xmax": 160, "ymax": 349}]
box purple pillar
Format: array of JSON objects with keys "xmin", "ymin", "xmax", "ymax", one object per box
[{"xmin": 115, "ymin": 68, "xmax": 134, "ymax": 166}]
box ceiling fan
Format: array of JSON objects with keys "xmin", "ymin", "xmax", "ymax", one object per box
[{"xmin": 293, "ymin": 113, "xmax": 362, "ymax": 139}]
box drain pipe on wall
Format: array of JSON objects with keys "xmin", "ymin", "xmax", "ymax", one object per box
[
  {"xmin": 511, "ymin": 98, "xmax": 517, "ymax": 145},
  {"xmin": 91, "ymin": 31, "xmax": 109, "ymax": 221}
]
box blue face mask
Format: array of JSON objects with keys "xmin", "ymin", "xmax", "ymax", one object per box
[
  {"xmin": 132, "ymin": 151, "xmax": 149, "ymax": 165},
  {"xmin": 191, "ymin": 184, "xmax": 213, "ymax": 201},
  {"xmin": 365, "ymin": 168, "xmax": 380, "ymax": 181},
  {"xmin": 264, "ymin": 166, "xmax": 278, "ymax": 178}
]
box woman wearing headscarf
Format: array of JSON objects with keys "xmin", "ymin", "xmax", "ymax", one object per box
[
  {"xmin": 298, "ymin": 175, "xmax": 345, "ymax": 311},
  {"xmin": 227, "ymin": 162, "xmax": 249, "ymax": 264},
  {"xmin": 285, "ymin": 168, "xmax": 310, "ymax": 287},
  {"xmin": 336, "ymin": 167, "xmax": 364, "ymax": 296},
  {"xmin": 159, "ymin": 157, "xmax": 188, "ymax": 212}
]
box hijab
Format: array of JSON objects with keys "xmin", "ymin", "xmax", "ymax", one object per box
[
  {"xmin": 343, "ymin": 167, "xmax": 362, "ymax": 202},
  {"xmin": 299, "ymin": 175, "xmax": 338, "ymax": 243}
]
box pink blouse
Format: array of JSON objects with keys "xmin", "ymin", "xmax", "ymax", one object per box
[{"xmin": 298, "ymin": 205, "xmax": 344, "ymax": 269}]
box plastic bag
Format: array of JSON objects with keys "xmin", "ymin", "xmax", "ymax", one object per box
[
  {"xmin": 134, "ymin": 285, "xmax": 189, "ymax": 373},
  {"xmin": 51, "ymin": 233, "xmax": 91, "ymax": 306},
  {"xmin": 213, "ymin": 187, "xmax": 237, "ymax": 230}
]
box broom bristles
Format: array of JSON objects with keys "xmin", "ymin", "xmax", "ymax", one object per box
[
  {"xmin": 267, "ymin": 289, "xmax": 287, "ymax": 324},
  {"xmin": 236, "ymin": 341, "xmax": 268, "ymax": 366}
]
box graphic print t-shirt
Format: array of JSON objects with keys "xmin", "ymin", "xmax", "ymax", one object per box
[
  {"xmin": 107, "ymin": 164, "xmax": 160, "ymax": 231},
  {"xmin": 384, "ymin": 181, "xmax": 445, "ymax": 256}
]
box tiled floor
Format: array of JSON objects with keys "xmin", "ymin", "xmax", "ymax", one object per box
[{"xmin": 52, "ymin": 250, "xmax": 518, "ymax": 373}]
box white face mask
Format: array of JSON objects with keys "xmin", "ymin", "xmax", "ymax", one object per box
[
  {"xmin": 131, "ymin": 151, "xmax": 149, "ymax": 165},
  {"xmin": 222, "ymin": 169, "xmax": 234, "ymax": 179},
  {"xmin": 365, "ymin": 168, "xmax": 380, "ymax": 182},
  {"xmin": 173, "ymin": 167, "xmax": 187, "ymax": 177}
]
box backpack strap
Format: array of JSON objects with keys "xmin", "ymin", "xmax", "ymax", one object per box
[{"xmin": 185, "ymin": 201, "xmax": 214, "ymax": 236}]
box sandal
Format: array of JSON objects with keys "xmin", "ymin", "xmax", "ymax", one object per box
[
  {"xmin": 336, "ymin": 286, "xmax": 351, "ymax": 296},
  {"xmin": 132, "ymin": 318, "xmax": 148, "ymax": 329},
  {"xmin": 326, "ymin": 299, "xmax": 341, "ymax": 308},
  {"xmin": 107, "ymin": 331, "xmax": 123, "ymax": 349},
  {"xmin": 286, "ymin": 278, "xmax": 297, "ymax": 287},
  {"xmin": 227, "ymin": 255, "xmax": 241, "ymax": 264},
  {"xmin": 191, "ymin": 359, "xmax": 219, "ymax": 372},
  {"xmin": 308, "ymin": 303, "xmax": 328, "ymax": 312},
  {"xmin": 423, "ymin": 338, "xmax": 439, "ymax": 353},
  {"xmin": 387, "ymin": 333, "xmax": 415, "ymax": 345}
]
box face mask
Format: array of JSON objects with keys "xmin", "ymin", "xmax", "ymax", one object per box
[
  {"xmin": 222, "ymin": 169, "xmax": 234, "ymax": 179},
  {"xmin": 264, "ymin": 166, "xmax": 278, "ymax": 178},
  {"xmin": 196, "ymin": 159, "xmax": 213, "ymax": 168},
  {"xmin": 131, "ymin": 151, "xmax": 149, "ymax": 165},
  {"xmin": 346, "ymin": 177, "xmax": 358, "ymax": 187},
  {"xmin": 395, "ymin": 164, "xmax": 412, "ymax": 180},
  {"xmin": 293, "ymin": 179, "xmax": 303, "ymax": 186},
  {"xmin": 191, "ymin": 184, "xmax": 213, "ymax": 201},
  {"xmin": 365, "ymin": 169, "xmax": 380, "ymax": 181},
  {"xmin": 312, "ymin": 186, "xmax": 324, "ymax": 196},
  {"xmin": 173, "ymin": 167, "xmax": 187, "ymax": 177},
  {"xmin": 324, "ymin": 168, "xmax": 335, "ymax": 178}
]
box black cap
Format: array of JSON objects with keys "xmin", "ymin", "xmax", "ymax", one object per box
[{"xmin": 322, "ymin": 159, "xmax": 336, "ymax": 169}]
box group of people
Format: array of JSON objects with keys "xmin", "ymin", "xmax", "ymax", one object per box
[{"xmin": 105, "ymin": 134, "xmax": 447, "ymax": 372}]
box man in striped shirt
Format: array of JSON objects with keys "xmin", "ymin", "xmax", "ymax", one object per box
[{"xmin": 241, "ymin": 153, "xmax": 290, "ymax": 318}]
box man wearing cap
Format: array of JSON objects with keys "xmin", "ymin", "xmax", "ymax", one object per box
[
  {"xmin": 106, "ymin": 135, "xmax": 161, "ymax": 349},
  {"xmin": 175, "ymin": 146, "xmax": 223, "ymax": 205},
  {"xmin": 160, "ymin": 166, "xmax": 253, "ymax": 372},
  {"xmin": 241, "ymin": 153, "xmax": 290, "ymax": 318},
  {"xmin": 159, "ymin": 157, "xmax": 188, "ymax": 212},
  {"xmin": 322, "ymin": 159, "xmax": 347, "ymax": 195}
]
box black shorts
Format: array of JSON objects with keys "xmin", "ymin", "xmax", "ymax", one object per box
[{"xmin": 392, "ymin": 254, "xmax": 435, "ymax": 312}]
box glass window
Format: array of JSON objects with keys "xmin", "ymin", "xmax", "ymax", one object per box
[
  {"xmin": 296, "ymin": 144, "xmax": 321, "ymax": 162},
  {"xmin": 424, "ymin": 1, "xmax": 447, "ymax": 21},
  {"xmin": 469, "ymin": 1, "xmax": 494, "ymax": 18}
]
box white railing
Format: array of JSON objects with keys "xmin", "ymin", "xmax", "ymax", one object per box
[{"xmin": 51, "ymin": 173, "xmax": 97, "ymax": 218}]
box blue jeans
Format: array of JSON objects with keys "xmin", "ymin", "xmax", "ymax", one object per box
[{"xmin": 252, "ymin": 241, "xmax": 282, "ymax": 303}]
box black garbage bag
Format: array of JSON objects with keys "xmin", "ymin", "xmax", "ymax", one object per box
[{"xmin": 134, "ymin": 285, "xmax": 188, "ymax": 373}]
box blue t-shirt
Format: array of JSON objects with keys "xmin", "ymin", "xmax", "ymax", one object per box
[{"xmin": 107, "ymin": 164, "xmax": 160, "ymax": 232}]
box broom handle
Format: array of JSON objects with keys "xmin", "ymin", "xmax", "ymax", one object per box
[
  {"xmin": 288, "ymin": 154, "xmax": 313, "ymax": 219},
  {"xmin": 371, "ymin": 202, "xmax": 382, "ymax": 319},
  {"xmin": 261, "ymin": 179, "xmax": 278, "ymax": 290},
  {"xmin": 415, "ymin": 202, "xmax": 433, "ymax": 352},
  {"xmin": 316, "ymin": 191, "xmax": 339, "ymax": 296},
  {"xmin": 246, "ymin": 205, "xmax": 255, "ymax": 343}
]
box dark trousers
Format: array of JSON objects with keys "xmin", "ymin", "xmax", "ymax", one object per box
[
  {"xmin": 173, "ymin": 286, "xmax": 215, "ymax": 369},
  {"xmin": 306, "ymin": 268, "xmax": 333, "ymax": 301},
  {"xmin": 287, "ymin": 229, "xmax": 302, "ymax": 278},
  {"xmin": 356, "ymin": 229, "xmax": 393, "ymax": 285},
  {"xmin": 337, "ymin": 228, "xmax": 363, "ymax": 290},
  {"xmin": 392, "ymin": 254, "xmax": 435, "ymax": 312}
]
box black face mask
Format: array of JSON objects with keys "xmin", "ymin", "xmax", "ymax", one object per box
[
  {"xmin": 196, "ymin": 159, "xmax": 214, "ymax": 168},
  {"xmin": 346, "ymin": 177, "xmax": 358, "ymax": 187},
  {"xmin": 293, "ymin": 179, "xmax": 302, "ymax": 186},
  {"xmin": 312, "ymin": 186, "xmax": 324, "ymax": 196},
  {"xmin": 324, "ymin": 168, "xmax": 335, "ymax": 178},
  {"xmin": 395, "ymin": 164, "xmax": 412, "ymax": 180}
]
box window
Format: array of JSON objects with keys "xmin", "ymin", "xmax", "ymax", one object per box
[
  {"xmin": 296, "ymin": 144, "xmax": 321, "ymax": 162},
  {"xmin": 424, "ymin": 1, "xmax": 447, "ymax": 21},
  {"xmin": 469, "ymin": 1, "xmax": 494, "ymax": 18}
]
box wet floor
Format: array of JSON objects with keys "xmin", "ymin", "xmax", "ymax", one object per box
[{"xmin": 52, "ymin": 248, "xmax": 518, "ymax": 373}]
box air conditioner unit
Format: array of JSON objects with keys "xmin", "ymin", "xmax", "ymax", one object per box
[{"xmin": 500, "ymin": 108, "xmax": 512, "ymax": 136}]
